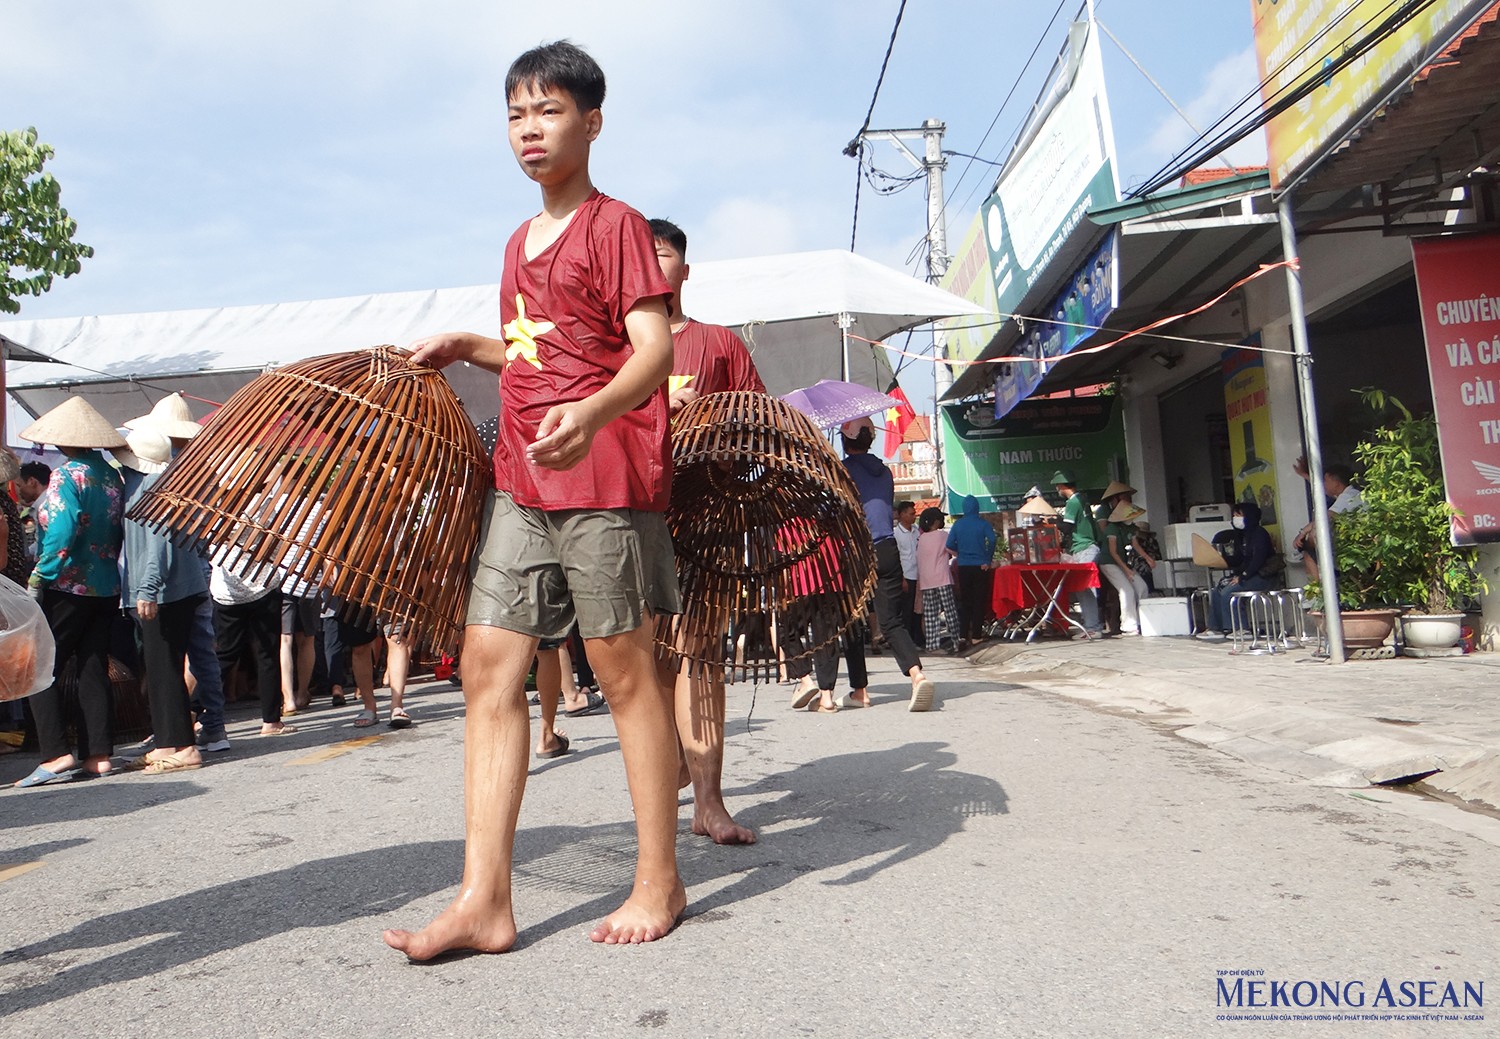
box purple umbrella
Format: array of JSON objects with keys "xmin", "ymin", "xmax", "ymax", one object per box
[{"xmin": 780, "ymin": 379, "xmax": 900, "ymax": 430}]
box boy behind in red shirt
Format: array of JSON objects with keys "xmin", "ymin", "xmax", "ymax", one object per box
[
  {"xmin": 385, "ymin": 40, "xmax": 684, "ymax": 960},
  {"xmin": 651, "ymin": 218, "xmax": 763, "ymax": 846}
]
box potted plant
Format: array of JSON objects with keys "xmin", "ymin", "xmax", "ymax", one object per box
[{"xmin": 1310, "ymin": 390, "xmax": 1485, "ymax": 650}]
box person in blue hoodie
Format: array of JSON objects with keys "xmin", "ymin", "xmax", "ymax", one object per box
[
  {"xmin": 1204, "ymin": 500, "xmax": 1274, "ymax": 638},
  {"xmin": 839, "ymin": 417, "xmax": 937, "ymax": 712},
  {"xmin": 946, "ymin": 495, "xmax": 997, "ymax": 649}
]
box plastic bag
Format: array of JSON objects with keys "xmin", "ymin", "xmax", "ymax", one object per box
[{"xmin": 0, "ymin": 575, "xmax": 56, "ymax": 701}]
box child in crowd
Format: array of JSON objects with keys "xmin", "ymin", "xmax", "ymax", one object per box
[
  {"xmin": 916, "ymin": 507, "xmax": 960, "ymax": 653},
  {"xmin": 384, "ymin": 40, "xmax": 683, "ymax": 960}
]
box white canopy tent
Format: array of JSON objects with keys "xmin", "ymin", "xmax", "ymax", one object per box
[{"xmin": 3, "ymin": 249, "xmax": 986, "ymax": 438}]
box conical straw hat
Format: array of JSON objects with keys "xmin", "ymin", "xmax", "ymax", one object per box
[
  {"xmin": 1018, "ymin": 495, "xmax": 1057, "ymax": 517},
  {"xmin": 21, "ymin": 397, "xmax": 128, "ymax": 449},
  {"xmin": 1102, "ymin": 480, "xmax": 1136, "ymax": 500},
  {"xmin": 111, "ymin": 428, "xmax": 172, "ymax": 474},
  {"xmin": 0, "ymin": 447, "xmax": 19, "ymax": 484},
  {"xmin": 125, "ymin": 392, "xmax": 202, "ymax": 438},
  {"xmin": 1191, "ymin": 532, "xmax": 1229, "ymax": 568},
  {"xmin": 1109, "ymin": 502, "xmax": 1145, "ymax": 523}
]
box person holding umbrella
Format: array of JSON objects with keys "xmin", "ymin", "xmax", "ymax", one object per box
[{"xmin": 840, "ymin": 416, "xmax": 936, "ymax": 711}]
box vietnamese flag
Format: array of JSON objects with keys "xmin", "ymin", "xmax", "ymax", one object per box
[{"xmin": 883, "ymin": 383, "xmax": 918, "ymax": 457}]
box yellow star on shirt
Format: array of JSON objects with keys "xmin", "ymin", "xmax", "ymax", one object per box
[
  {"xmin": 668, "ymin": 374, "xmax": 696, "ymax": 394},
  {"xmin": 503, "ymin": 294, "xmax": 553, "ymax": 370}
]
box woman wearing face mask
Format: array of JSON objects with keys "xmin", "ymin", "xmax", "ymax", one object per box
[{"xmin": 1203, "ymin": 502, "xmax": 1274, "ymax": 638}]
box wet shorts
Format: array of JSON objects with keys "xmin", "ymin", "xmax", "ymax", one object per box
[{"xmin": 466, "ymin": 490, "xmax": 681, "ymax": 641}]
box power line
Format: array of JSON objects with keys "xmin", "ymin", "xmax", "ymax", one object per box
[
  {"xmin": 942, "ymin": 0, "xmax": 1071, "ymax": 217},
  {"xmin": 847, "ymin": 0, "xmax": 911, "ymax": 249},
  {"xmin": 846, "ymin": 0, "xmax": 911, "ymax": 152},
  {"xmin": 1131, "ymin": 0, "xmax": 1430, "ymax": 196}
]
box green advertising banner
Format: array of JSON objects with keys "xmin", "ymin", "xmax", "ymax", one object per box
[{"xmin": 941, "ymin": 394, "xmax": 1129, "ymax": 513}]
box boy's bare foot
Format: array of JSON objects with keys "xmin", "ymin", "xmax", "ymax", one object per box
[
  {"xmin": 692, "ymin": 802, "xmax": 757, "ymax": 845},
  {"xmin": 589, "ymin": 876, "xmax": 687, "ymax": 944},
  {"xmin": 383, "ymin": 901, "xmax": 517, "ymax": 961}
]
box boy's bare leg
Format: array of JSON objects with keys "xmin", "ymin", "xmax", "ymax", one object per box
[
  {"xmin": 673, "ymin": 663, "xmax": 755, "ymax": 845},
  {"xmin": 383, "ymin": 625, "xmax": 537, "ymax": 960},
  {"xmin": 534, "ymin": 648, "xmax": 567, "ymax": 755},
  {"xmin": 584, "ymin": 620, "xmax": 686, "ymax": 943}
]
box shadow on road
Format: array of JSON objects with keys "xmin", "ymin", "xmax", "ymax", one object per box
[
  {"xmin": 0, "ymin": 839, "xmax": 465, "ymax": 1013},
  {"xmin": 2, "ymin": 742, "xmax": 1006, "ymax": 1004}
]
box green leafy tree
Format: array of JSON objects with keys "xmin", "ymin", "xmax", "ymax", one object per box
[{"xmin": 1, "ymin": 127, "xmax": 93, "ymax": 314}]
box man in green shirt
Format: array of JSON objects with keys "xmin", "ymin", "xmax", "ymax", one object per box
[{"xmin": 1052, "ymin": 470, "xmax": 1103, "ymax": 637}]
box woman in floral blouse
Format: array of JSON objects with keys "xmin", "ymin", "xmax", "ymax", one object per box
[{"xmin": 13, "ymin": 399, "xmax": 127, "ymax": 788}]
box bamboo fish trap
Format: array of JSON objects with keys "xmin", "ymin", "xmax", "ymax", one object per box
[
  {"xmin": 129, "ymin": 346, "xmax": 489, "ymax": 652},
  {"xmin": 659, "ymin": 391, "xmax": 875, "ymax": 683}
]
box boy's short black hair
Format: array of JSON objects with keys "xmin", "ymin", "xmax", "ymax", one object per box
[
  {"xmin": 1324, "ymin": 462, "xmax": 1355, "ymax": 485},
  {"xmin": 506, "ymin": 40, "xmax": 606, "ymax": 113},
  {"xmin": 649, "ymin": 219, "xmax": 687, "ymax": 259},
  {"xmin": 20, "ymin": 461, "xmax": 50, "ymax": 483},
  {"xmin": 895, "ymin": 499, "xmax": 914, "ymax": 515}
]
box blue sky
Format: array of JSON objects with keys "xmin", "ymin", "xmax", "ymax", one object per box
[{"xmin": 4, "ymin": 0, "xmax": 1265, "ymax": 390}]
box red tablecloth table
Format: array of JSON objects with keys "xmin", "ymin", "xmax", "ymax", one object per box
[{"xmin": 992, "ymin": 562, "xmax": 1101, "ymax": 640}]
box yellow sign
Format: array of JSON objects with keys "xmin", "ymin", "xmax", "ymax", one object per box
[
  {"xmin": 1222, "ymin": 347, "xmax": 1281, "ymax": 540},
  {"xmin": 1251, "ymin": 0, "xmax": 1489, "ymax": 188}
]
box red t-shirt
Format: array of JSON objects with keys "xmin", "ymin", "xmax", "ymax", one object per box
[
  {"xmin": 669, "ymin": 319, "xmax": 766, "ymax": 396},
  {"xmin": 495, "ymin": 192, "xmax": 673, "ymax": 511}
]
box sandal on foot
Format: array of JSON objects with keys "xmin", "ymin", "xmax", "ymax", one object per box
[
  {"xmin": 812, "ymin": 701, "xmax": 839, "ymax": 714},
  {"xmin": 142, "ymin": 750, "xmax": 202, "ymax": 775},
  {"xmin": 790, "ymin": 681, "xmax": 820, "ymax": 710},
  {"xmin": 352, "ymin": 709, "xmax": 378, "ymax": 728},
  {"xmin": 261, "ymin": 723, "xmax": 298, "ymax": 736},
  {"xmin": 908, "ymin": 677, "xmax": 936, "ymax": 713},
  {"xmin": 837, "ymin": 693, "xmax": 871, "ymax": 709},
  {"xmin": 388, "ymin": 708, "xmax": 413, "ymax": 730},
  {"xmin": 14, "ymin": 764, "xmax": 81, "ymax": 788},
  {"xmin": 563, "ymin": 690, "xmax": 606, "ymax": 717},
  {"xmin": 535, "ymin": 733, "xmax": 570, "ymax": 759},
  {"xmin": 330, "ymin": 693, "xmax": 348, "ymax": 708}
]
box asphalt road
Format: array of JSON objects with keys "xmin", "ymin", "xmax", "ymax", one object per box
[{"xmin": 2, "ymin": 652, "xmax": 1495, "ymax": 1038}]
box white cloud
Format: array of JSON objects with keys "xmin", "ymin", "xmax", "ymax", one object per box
[{"xmin": 1139, "ymin": 44, "xmax": 1268, "ymax": 176}]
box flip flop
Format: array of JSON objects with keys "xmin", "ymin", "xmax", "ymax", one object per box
[
  {"xmin": 535, "ymin": 733, "xmax": 570, "ymax": 759},
  {"xmin": 908, "ymin": 677, "xmax": 936, "ymax": 713},
  {"xmin": 142, "ymin": 751, "xmax": 202, "ymax": 775},
  {"xmin": 388, "ymin": 708, "xmax": 413, "ymax": 729},
  {"xmin": 13, "ymin": 764, "xmax": 82, "ymax": 788},
  {"xmin": 353, "ymin": 709, "xmax": 378, "ymax": 728},
  {"xmin": 563, "ymin": 690, "xmax": 606, "ymax": 717},
  {"xmin": 790, "ymin": 681, "xmax": 820, "ymax": 710}
]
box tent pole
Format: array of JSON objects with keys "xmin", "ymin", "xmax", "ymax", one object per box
[
  {"xmin": 1277, "ymin": 196, "xmax": 1346, "ymax": 664},
  {"xmin": 839, "ymin": 313, "xmax": 852, "ymax": 382}
]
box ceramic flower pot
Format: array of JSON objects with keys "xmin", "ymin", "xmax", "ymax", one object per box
[
  {"xmin": 1310, "ymin": 608, "xmax": 1401, "ymax": 650},
  {"xmin": 1399, "ymin": 613, "xmax": 1465, "ymax": 650}
]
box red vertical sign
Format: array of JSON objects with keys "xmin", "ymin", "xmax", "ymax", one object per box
[{"xmin": 1412, "ymin": 232, "xmax": 1500, "ymax": 546}]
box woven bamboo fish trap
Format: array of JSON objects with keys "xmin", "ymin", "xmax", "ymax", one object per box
[
  {"xmin": 658, "ymin": 391, "xmax": 875, "ymax": 683},
  {"xmin": 128, "ymin": 346, "xmax": 489, "ymax": 652}
]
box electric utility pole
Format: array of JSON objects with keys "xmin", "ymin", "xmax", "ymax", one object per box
[{"xmin": 848, "ymin": 118, "xmax": 951, "ymax": 497}]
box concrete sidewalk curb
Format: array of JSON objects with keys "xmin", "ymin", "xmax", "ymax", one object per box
[{"xmin": 969, "ymin": 640, "xmax": 1500, "ymax": 811}]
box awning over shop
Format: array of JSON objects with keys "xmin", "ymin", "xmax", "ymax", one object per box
[
  {"xmin": 943, "ymin": 170, "xmax": 1281, "ymax": 405},
  {"xmin": 1298, "ymin": 4, "xmax": 1500, "ymax": 227}
]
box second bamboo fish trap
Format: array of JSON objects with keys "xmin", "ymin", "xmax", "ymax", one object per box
[
  {"xmin": 659, "ymin": 391, "xmax": 875, "ymax": 683},
  {"xmin": 129, "ymin": 346, "xmax": 489, "ymax": 651}
]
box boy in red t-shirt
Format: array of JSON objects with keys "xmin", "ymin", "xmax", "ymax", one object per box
[
  {"xmin": 650, "ymin": 218, "xmax": 764, "ymax": 847},
  {"xmin": 386, "ymin": 41, "xmax": 684, "ymax": 960}
]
